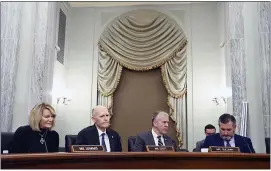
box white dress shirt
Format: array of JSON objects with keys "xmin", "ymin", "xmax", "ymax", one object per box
[
  {"xmin": 224, "ymin": 137, "xmax": 235, "ymax": 147},
  {"xmin": 151, "ymin": 129, "xmax": 165, "ymax": 146},
  {"xmin": 97, "ymin": 127, "xmax": 111, "ymax": 152}
]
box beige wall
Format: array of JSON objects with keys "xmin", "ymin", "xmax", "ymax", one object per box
[{"xmin": 61, "ymin": 2, "xmax": 227, "ymax": 151}]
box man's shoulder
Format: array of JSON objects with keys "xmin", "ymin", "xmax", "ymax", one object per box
[
  {"xmin": 205, "ymin": 133, "xmax": 220, "ymax": 140},
  {"xmin": 137, "ymin": 131, "xmax": 151, "ymax": 138},
  {"xmin": 234, "ymin": 134, "xmax": 251, "ymax": 141},
  {"xmin": 78, "ymin": 125, "xmax": 96, "ymax": 134},
  {"xmin": 107, "ymin": 128, "xmax": 120, "ymax": 136}
]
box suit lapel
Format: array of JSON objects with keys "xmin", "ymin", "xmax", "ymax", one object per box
[
  {"xmin": 107, "ymin": 130, "xmax": 114, "ymax": 152},
  {"xmin": 148, "ymin": 131, "xmax": 156, "ymax": 145},
  {"xmin": 92, "ymin": 125, "xmax": 101, "ymax": 145},
  {"xmin": 216, "ymin": 134, "xmax": 225, "ymax": 146},
  {"xmin": 163, "ymin": 135, "xmax": 171, "ymax": 146},
  {"xmin": 234, "ymin": 134, "xmax": 240, "ymax": 148}
]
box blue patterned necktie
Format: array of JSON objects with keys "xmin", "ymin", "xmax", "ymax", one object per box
[
  {"xmin": 225, "ymin": 140, "xmax": 231, "ymax": 147},
  {"xmin": 157, "ymin": 136, "xmax": 164, "ymax": 146},
  {"xmin": 101, "ymin": 133, "xmax": 107, "ymax": 152}
]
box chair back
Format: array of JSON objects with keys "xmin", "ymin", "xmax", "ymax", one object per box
[
  {"xmin": 1, "ymin": 132, "xmax": 14, "ymax": 154},
  {"xmin": 128, "ymin": 136, "xmax": 137, "ymax": 152},
  {"xmin": 65, "ymin": 135, "xmax": 77, "ymax": 152},
  {"xmin": 265, "ymin": 138, "xmax": 270, "ymax": 154}
]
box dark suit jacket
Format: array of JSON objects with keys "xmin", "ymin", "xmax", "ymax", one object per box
[
  {"xmin": 75, "ymin": 125, "xmax": 122, "ymax": 152},
  {"xmin": 133, "ymin": 131, "xmax": 177, "ymax": 152},
  {"xmin": 202, "ymin": 133, "xmax": 255, "ymax": 153}
]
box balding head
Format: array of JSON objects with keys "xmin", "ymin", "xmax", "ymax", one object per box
[
  {"xmin": 152, "ymin": 111, "xmax": 169, "ymax": 135},
  {"xmin": 92, "ymin": 105, "xmax": 110, "ymax": 131},
  {"xmin": 92, "ymin": 105, "xmax": 108, "ymax": 117}
]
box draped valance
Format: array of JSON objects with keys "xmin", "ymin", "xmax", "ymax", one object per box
[{"xmin": 97, "ymin": 9, "xmax": 187, "ymax": 146}]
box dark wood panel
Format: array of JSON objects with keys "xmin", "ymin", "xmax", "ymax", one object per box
[{"xmin": 1, "ymin": 152, "xmax": 270, "ymax": 169}]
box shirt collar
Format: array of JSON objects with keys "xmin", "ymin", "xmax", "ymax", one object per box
[
  {"xmin": 96, "ymin": 125, "xmax": 106, "ymax": 136},
  {"xmin": 152, "ymin": 128, "xmax": 162, "ymax": 138}
]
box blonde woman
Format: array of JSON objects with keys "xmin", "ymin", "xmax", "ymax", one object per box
[{"xmin": 9, "ymin": 103, "xmax": 59, "ymax": 153}]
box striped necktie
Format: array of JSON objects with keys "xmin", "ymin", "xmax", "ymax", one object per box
[
  {"xmin": 225, "ymin": 140, "xmax": 231, "ymax": 147},
  {"xmin": 157, "ymin": 136, "xmax": 164, "ymax": 146},
  {"xmin": 101, "ymin": 133, "xmax": 107, "ymax": 152}
]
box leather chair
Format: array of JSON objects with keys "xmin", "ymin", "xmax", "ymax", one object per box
[
  {"xmin": 58, "ymin": 147, "xmax": 65, "ymax": 152},
  {"xmin": 65, "ymin": 135, "xmax": 77, "ymax": 152},
  {"xmin": 128, "ymin": 136, "xmax": 137, "ymax": 152},
  {"xmin": 172, "ymin": 140, "xmax": 189, "ymax": 152},
  {"xmin": 175, "ymin": 147, "xmax": 189, "ymax": 152},
  {"xmin": 1, "ymin": 132, "xmax": 14, "ymax": 154},
  {"xmin": 265, "ymin": 138, "xmax": 270, "ymax": 154}
]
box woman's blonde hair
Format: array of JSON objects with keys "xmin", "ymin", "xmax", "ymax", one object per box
[{"xmin": 29, "ymin": 103, "xmax": 56, "ymax": 132}]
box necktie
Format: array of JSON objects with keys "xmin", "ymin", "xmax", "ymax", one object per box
[
  {"xmin": 157, "ymin": 136, "xmax": 164, "ymax": 146},
  {"xmin": 101, "ymin": 133, "xmax": 107, "ymax": 152},
  {"xmin": 225, "ymin": 140, "xmax": 231, "ymax": 147}
]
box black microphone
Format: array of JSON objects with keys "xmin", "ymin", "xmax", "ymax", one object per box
[
  {"xmin": 242, "ymin": 137, "xmax": 253, "ymax": 153},
  {"xmin": 44, "ymin": 140, "xmax": 48, "ymax": 152},
  {"xmin": 44, "ymin": 129, "xmax": 48, "ymax": 153}
]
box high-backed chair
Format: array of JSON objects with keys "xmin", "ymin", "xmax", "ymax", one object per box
[
  {"xmin": 58, "ymin": 147, "xmax": 65, "ymax": 152},
  {"xmin": 128, "ymin": 136, "xmax": 137, "ymax": 152},
  {"xmin": 265, "ymin": 138, "xmax": 270, "ymax": 154},
  {"xmin": 65, "ymin": 135, "xmax": 77, "ymax": 152},
  {"xmin": 1, "ymin": 132, "xmax": 14, "ymax": 154},
  {"xmin": 175, "ymin": 147, "xmax": 189, "ymax": 152}
]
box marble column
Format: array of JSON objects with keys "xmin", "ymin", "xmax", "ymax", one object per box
[
  {"xmin": 1, "ymin": 2, "xmax": 23, "ymax": 132},
  {"xmin": 228, "ymin": 2, "xmax": 246, "ymax": 132},
  {"xmin": 226, "ymin": 2, "xmax": 270, "ymax": 153},
  {"xmin": 243, "ymin": 2, "xmax": 266, "ymax": 153},
  {"xmin": 11, "ymin": 2, "xmax": 58, "ymax": 131},
  {"xmin": 28, "ymin": 2, "xmax": 58, "ymax": 112},
  {"xmin": 258, "ymin": 2, "xmax": 270, "ymax": 138}
]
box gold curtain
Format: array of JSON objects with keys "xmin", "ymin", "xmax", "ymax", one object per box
[{"xmin": 97, "ymin": 9, "xmax": 187, "ymax": 146}]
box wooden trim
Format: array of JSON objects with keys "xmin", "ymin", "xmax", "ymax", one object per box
[{"xmin": 1, "ymin": 152, "xmax": 269, "ymax": 169}]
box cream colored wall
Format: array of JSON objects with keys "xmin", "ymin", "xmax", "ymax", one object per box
[{"xmin": 62, "ymin": 2, "xmax": 227, "ymax": 151}]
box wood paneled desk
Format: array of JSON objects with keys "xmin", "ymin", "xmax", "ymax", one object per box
[{"xmin": 1, "ymin": 152, "xmax": 270, "ymax": 169}]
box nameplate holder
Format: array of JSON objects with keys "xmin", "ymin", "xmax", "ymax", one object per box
[
  {"xmin": 209, "ymin": 146, "xmax": 240, "ymax": 153},
  {"xmin": 71, "ymin": 145, "xmax": 104, "ymax": 153},
  {"xmin": 146, "ymin": 145, "xmax": 175, "ymax": 152},
  {"xmin": 2, "ymin": 150, "xmax": 9, "ymax": 154}
]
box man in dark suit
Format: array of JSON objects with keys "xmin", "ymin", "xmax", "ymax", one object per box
[
  {"xmin": 202, "ymin": 113, "xmax": 255, "ymax": 153},
  {"xmin": 75, "ymin": 105, "xmax": 122, "ymax": 152},
  {"xmin": 133, "ymin": 111, "xmax": 177, "ymax": 152},
  {"xmin": 194, "ymin": 124, "xmax": 216, "ymax": 152}
]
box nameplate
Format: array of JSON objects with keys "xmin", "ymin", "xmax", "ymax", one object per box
[
  {"xmin": 209, "ymin": 146, "xmax": 240, "ymax": 153},
  {"xmin": 71, "ymin": 145, "xmax": 104, "ymax": 153},
  {"xmin": 146, "ymin": 145, "xmax": 175, "ymax": 152},
  {"xmin": 2, "ymin": 150, "xmax": 9, "ymax": 154}
]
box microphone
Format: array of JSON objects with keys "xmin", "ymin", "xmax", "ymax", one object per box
[
  {"xmin": 44, "ymin": 140, "xmax": 48, "ymax": 152},
  {"xmin": 242, "ymin": 137, "xmax": 253, "ymax": 153},
  {"xmin": 44, "ymin": 129, "xmax": 48, "ymax": 152}
]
